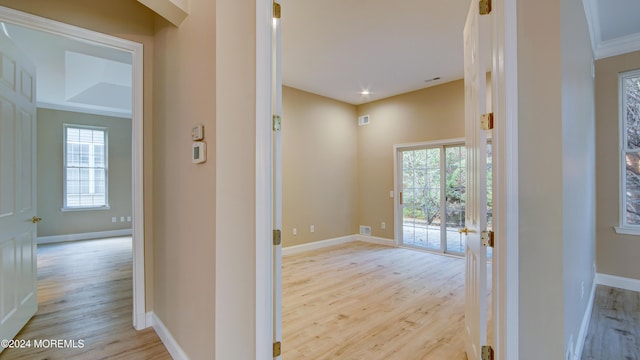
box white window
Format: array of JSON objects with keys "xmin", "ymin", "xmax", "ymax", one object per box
[
  {"xmin": 63, "ymin": 125, "xmax": 109, "ymax": 210},
  {"xmin": 618, "ymin": 70, "xmax": 640, "ymax": 234}
]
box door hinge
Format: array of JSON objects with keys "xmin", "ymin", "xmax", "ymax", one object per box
[
  {"xmin": 273, "ymin": 115, "xmax": 281, "ymax": 131},
  {"xmin": 273, "ymin": 341, "xmax": 282, "ymax": 357},
  {"xmin": 481, "ymin": 112, "xmax": 494, "ymax": 130},
  {"xmin": 481, "ymin": 345, "xmax": 494, "ymax": 360},
  {"xmin": 481, "ymin": 230, "xmax": 494, "ymax": 247},
  {"xmin": 479, "ymin": 0, "xmax": 492, "ymax": 15},
  {"xmin": 273, "ymin": 229, "xmax": 282, "ymax": 246},
  {"xmin": 273, "ymin": 2, "xmax": 281, "ymax": 19}
]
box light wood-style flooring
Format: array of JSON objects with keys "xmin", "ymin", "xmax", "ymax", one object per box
[
  {"xmin": 283, "ymin": 242, "xmax": 467, "ymax": 360},
  {"xmin": 0, "ymin": 237, "xmax": 170, "ymax": 360},
  {"xmin": 582, "ymin": 285, "xmax": 640, "ymax": 360}
]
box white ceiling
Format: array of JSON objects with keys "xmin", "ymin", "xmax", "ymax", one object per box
[
  {"xmin": 281, "ymin": 0, "xmax": 472, "ymax": 105},
  {"xmin": 2, "ymin": 23, "xmax": 132, "ymax": 118},
  {"xmin": 583, "ymin": 0, "xmax": 640, "ymax": 59}
]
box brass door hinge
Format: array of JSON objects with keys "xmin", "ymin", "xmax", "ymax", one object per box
[
  {"xmin": 479, "ymin": 0, "xmax": 492, "ymax": 15},
  {"xmin": 481, "ymin": 345, "xmax": 494, "ymax": 360},
  {"xmin": 481, "ymin": 230, "xmax": 494, "ymax": 247},
  {"xmin": 273, "ymin": 229, "xmax": 282, "ymax": 246},
  {"xmin": 273, "ymin": 115, "xmax": 281, "ymax": 131},
  {"xmin": 273, "ymin": 341, "xmax": 282, "ymax": 357},
  {"xmin": 481, "ymin": 112, "xmax": 494, "ymax": 130},
  {"xmin": 273, "ymin": 2, "xmax": 281, "ymax": 19}
]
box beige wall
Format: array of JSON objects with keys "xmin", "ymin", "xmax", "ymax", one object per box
[
  {"xmin": 0, "ymin": 0, "xmax": 157, "ymax": 313},
  {"xmin": 596, "ymin": 50, "xmax": 640, "ymax": 280},
  {"xmin": 282, "ymin": 86, "xmax": 358, "ymax": 246},
  {"xmin": 152, "ymin": 0, "xmax": 217, "ymax": 358},
  {"xmin": 36, "ymin": 108, "xmax": 132, "ymax": 237},
  {"xmin": 214, "ymin": 0, "xmax": 257, "ymax": 358},
  {"xmin": 356, "ymin": 80, "xmax": 465, "ymax": 239}
]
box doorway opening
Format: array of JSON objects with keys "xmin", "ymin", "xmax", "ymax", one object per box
[{"xmin": 0, "ymin": 6, "xmax": 146, "ymax": 330}]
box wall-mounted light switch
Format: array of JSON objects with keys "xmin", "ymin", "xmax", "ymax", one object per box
[{"xmin": 191, "ymin": 124, "xmax": 204, "ymax": 140}]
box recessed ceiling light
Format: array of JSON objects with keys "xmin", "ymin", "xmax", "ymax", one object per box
[
  {"xmin": 361, "ymin": 90, "xmax": 370, "ymax": 95},
  {"xmin": 424, "ymin": 77, "xmax": 441, "ymax": 83}
]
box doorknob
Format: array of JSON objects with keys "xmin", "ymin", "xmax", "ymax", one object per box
[
  {"xmin": 459, "ymin": 227, "xmax": 469, "ymax": 235},
  {"xmin": 31, "ymin": 216, "xmax": 42, "ymax": 224}
]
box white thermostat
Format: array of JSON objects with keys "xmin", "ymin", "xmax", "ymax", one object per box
[
  {"xmin": 191, "ymin": 124, "xmax": 204, "ymax": 141},
  {"xmin": 192, "ymin": 142, "xmax": 207, "ymax": 164}
]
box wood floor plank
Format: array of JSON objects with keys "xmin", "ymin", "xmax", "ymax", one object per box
[
  {"xmin": 0, "ymin": 237, "xmax": 171, "ymax": 360},
  {"xmin": 582, "ymin": 285, "xmax": 640, "ymax": 360},
  {"xmin": 283, "ymin": 242, "xmax": 468, "ymax": 360}
]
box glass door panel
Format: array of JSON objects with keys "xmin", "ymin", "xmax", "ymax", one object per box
[
  {"xmin": 445, "ymin": 145, "xmax": 467, "ymax": 254},
  {"xmin": 401, "ymin": 148, "xmax": 441, "ymax": 251}
]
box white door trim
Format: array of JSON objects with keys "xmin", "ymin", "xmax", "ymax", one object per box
[
  {"xmin": 0, "ymin": 6, "xmax": 147, "ymax": 330},
  {"xmin": 492, "ymin": 0, "xmax": 519, "ymax": 358},
  {"xmin": 256, "ymin": 0, "xmax": 274, "ymax": 358}
]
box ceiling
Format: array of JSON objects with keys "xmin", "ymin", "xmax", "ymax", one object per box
[
  {"xmin": 2, "ymin": 0, "xmax": 639, "ymax": 113},
  {"xmin": 283, "ymin": 0, "xmax": 640, "ymax": 105},
  {"xmin": 583, "ymin": 0, "xmax": 640, "ymax": 59},
  {"xmin": 281, "ymin": 0, "xmax": 472, "ymax": 105},
  {"xmin": 2, "ymin": 23, "xmax": 132, "ymax": 118}
]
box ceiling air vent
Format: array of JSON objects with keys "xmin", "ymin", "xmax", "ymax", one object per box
[{"xmin": 358, "ymin": 115, "xmax": 370, "ymax": 126}]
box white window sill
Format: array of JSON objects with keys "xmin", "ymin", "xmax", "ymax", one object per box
[
  {"xmin": 61, "ymin": 206, "xmax": 111, "ymax": 212},
  {"xmin": 613, "ymin": 226, "xmax": 640, "ymax": 236}
]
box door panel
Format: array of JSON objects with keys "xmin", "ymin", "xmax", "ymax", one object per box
[
  {"xmin": 0, "ymin": 31, "xmax": 37, "ymax": 348},
  {"xmin": 463, "ymin": 0, "xmax": 490, "ymax": 358}
]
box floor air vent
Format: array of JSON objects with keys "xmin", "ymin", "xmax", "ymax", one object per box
[{"xmin": 359, "ymin": 225, "xmax": 371, "ymax": 236}]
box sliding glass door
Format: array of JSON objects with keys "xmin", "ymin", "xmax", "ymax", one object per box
[
  {"xmin": 398, "ymin": 141, "xmax": 492, "ymax": 255},
  {"xmin": 399, "ymin": 143, "xmax": 466, "ymax": 254}
]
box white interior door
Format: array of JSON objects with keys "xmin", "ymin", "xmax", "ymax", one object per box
[
  {"xmin": 0, "ymin": 30, "xmax": 38, "ymax": 349},
  {"xmin": 463, "ymin": 1, "xmax": 490, "ymax": 359},
  {"xmin": 272, "ymin": 2, "xmax": 283, "ymax": 358}
]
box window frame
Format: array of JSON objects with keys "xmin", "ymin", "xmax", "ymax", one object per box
[
  {"xmin": 62, "ymin": 124, "xmax": 110, "ymax": 211},
  {"xmin": 616, "ymin": 69, "xmax": 640, "ymax": 235}
]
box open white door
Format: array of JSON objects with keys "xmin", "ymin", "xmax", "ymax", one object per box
[
  {"xmin": 463, "ymin": 1, "xmax": 490, "ymax": 359},
  {"xmin": 0, "ymin": 30, "xmax": 38, "ymax": 350},
  {"xmin": 272, "ymin": 2, "xmax": 283, "ymax": 359}
]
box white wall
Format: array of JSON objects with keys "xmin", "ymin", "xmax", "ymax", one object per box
[
  {"xmin": 561, "ymin": 0, "xmax": 596, "ymax": 356},
  {"xmin": 516, "ymin": 0, "xmax": 596, "ymax": 358}
]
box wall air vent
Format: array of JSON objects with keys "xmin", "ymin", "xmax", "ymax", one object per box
[
  {"xmin": 359, "ymin": 225, "xmax": 371, "ymax": 236},
  {"xmin": 358, "ymin": 115, "xmax": 370, "ymax": 126}
]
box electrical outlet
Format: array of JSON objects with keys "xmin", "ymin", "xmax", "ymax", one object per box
[
  {"xmin": 310, "ymin": 225, "xmax": 315, "ymax": 233},
  {"xmin": 120, "ymin": 216, "xmax": 125, "ymax": 222},
  {"xmin": 381, "ymin": 222, "xmax": 386, "ymax": 229},
  {"xmin": 112, "ymin": 217, "xmax": 116, "ymax": 223},
  {"xmin": 389, "ymin": 191, "xmax": 394, "ymax": 198},
  {"xmin": 127, "ymin": 216, "xmax": 131, "ymax": 222},
  {"xmin": 293, "ymin": 228, "xmax": 297, "ymax": 236}
]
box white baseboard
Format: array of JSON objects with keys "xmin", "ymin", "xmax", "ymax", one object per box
[
  {"xmin": 282, "ymin": 235, "xmax": 357, "ymax": 255},
  {"xmin": 282, "ymin": 234, "xmax": 396, "ymax": 256},
  {"xmin": 355, "ymin": 235, "xmax": 396, "ymax": 247},
  {"xmin": 37, "ymin": 229, "xmax": 132, "ymax": 244},
  {"xmin": 150, "ymin": 312, "xmax": 190, "ymax": 360},
  {"xmin": 595, "ymin": 273, "xmax": 640, "ymax": 292},
  {"xmin": 574, "ymin": 278, "xmax": 596, "ymax": 360}
]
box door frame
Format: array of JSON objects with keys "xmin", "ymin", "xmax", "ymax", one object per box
[
  {"xmin": 0, "ymin": 6, "xmax": 147, "ymax": 330},
  {"xmin": 255, "ymin": 0, "xmax": 519, "ymax": 359}
]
